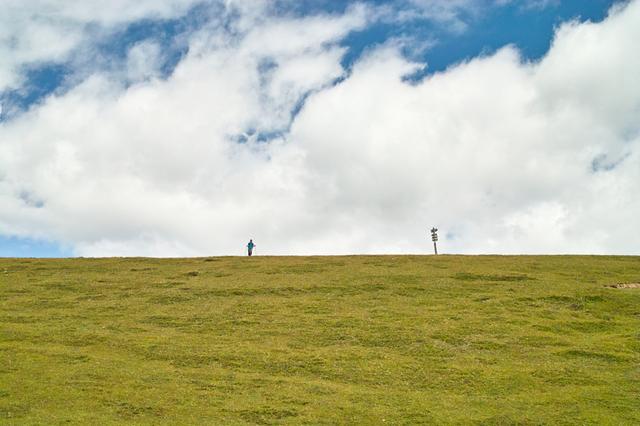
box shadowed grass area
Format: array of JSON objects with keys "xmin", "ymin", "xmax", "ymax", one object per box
[{"xmin": 1, "ymin": 255, "xmax": 639, "ymax": 424}]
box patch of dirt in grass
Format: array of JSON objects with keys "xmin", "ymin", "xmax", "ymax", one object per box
[{"xmin": 607, "ymin": 283, "xmax": 640, "ymax": 289}]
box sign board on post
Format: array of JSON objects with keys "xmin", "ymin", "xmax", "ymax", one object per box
[{"xmin": 430, "ymin": 227, "xmax": 438, "ymax": 255}]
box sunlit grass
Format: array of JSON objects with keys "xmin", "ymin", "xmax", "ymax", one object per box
[{"xmin": 1, "ymin": 255, "xmax": 639, "ymax": 424}]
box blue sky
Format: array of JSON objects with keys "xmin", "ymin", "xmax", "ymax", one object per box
[
  {"xmin": 343, "ymin": 0, "xmax": 616, "ymax": 72},
  {"xmin": 0, "ymin": 236, "xmax": 71, "ymax": 258},
  {"xmin": 0, "ymin": 0, "xmax": 637, "ymax": 257},
  {"xmin": 1, "ymin": 1, "xmax": 617, "ymax": 117}
]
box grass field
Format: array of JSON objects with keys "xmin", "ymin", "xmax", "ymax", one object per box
[{"xmin": 1, "ymin": 255, "xmax": 639, "ymax": 424}]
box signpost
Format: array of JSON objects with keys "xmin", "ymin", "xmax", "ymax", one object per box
[{"xmin": 430, "ymin": 227, "xmax": 438, "ymax": 255}]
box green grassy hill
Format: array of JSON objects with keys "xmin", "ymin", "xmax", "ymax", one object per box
[{"xmin": 1, "ymin": 255, "xmax": 639, "ymax": 424}]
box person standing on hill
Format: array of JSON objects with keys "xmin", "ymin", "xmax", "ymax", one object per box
[{"xmin": 247, "ymin": 239, "xmax": 256, "ymax": 256}]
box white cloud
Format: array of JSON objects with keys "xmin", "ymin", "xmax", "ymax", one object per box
[
  {"xmin": 0, "ymin": 3, "xmax": 371, "ymax": 255},
  {"xmin": 0, "ymin": 0, "xmax": 203, "ymax": 91},
  {"xmin": 126, "ymin": 41, "xmax": 164, "ymax": 83},
  {"xmin": 393, "ymin": 0, "xmax": 480, "ymax": 32},
  {"xmin": 495, "ymin": 0, "xmax": 559, "ymax": 9},
  {"xmin": 401, "ymin": 0, "xmax": 559, "ymax": 31},
  {"xmin": 0, "ymin": 0, "xmax": 639, "ymax": 255}
]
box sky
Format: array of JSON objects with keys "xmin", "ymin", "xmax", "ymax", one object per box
[{"xmin": 0, "ymin": 0, "xmax": 638, "ymax": 257}]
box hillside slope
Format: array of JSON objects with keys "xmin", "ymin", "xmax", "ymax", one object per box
[{"xmin": 1, "ymin": 255, "xmax": 639, "ymax": 424}]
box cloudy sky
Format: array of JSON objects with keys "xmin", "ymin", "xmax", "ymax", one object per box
[{"xmin": 0, "ymin": 0, "xmax": 638, "ymax": 257}]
